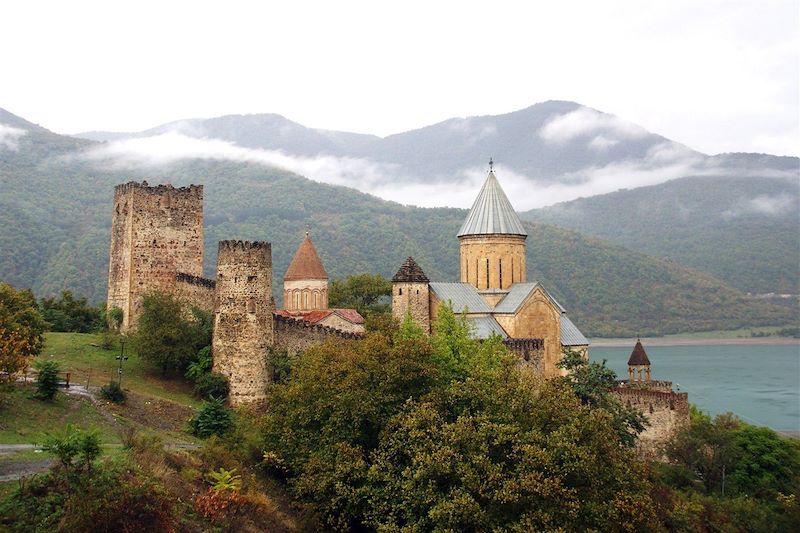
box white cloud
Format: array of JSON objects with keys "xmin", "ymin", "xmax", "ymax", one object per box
[
  {"xmin": 588, "ymin": 135, "xmax": 619, "ymax": 151},
  {"xmin": 539, "ymin": 107, "xmax": 648, "ymax": 144},
  {"xmin": 723, "ymin": 193, "xmax": 797, "ymax": 218},
  {"xmin": 0, "ymin": 124, "xmax": 26, "ymax": 150}
]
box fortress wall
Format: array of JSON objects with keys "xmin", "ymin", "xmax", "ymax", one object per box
[
  {"xmin": 614, "ymin": 387, "xmax": 690, "ymax": 459},
  {"xmin": 173, "ymin": 272, "xmax": 215, "ymax": 314},
  {"xmin": 274, "ymin": 314, "xmax": 363, "ymax": 357},
  {"xmin": 212, "ymin": 240, "xmax": 273, "ymax": 406},
  {"xmin": 107, "ymin": 181, "xmax": 204, "ymax": 331}
]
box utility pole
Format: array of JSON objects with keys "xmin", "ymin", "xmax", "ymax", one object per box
[{"xmin": 116, "ymin": 340, "xmax": 128, "ymax": 387}]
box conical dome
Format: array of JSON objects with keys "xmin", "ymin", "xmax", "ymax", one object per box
[
  {"xmin": 627, "ymin": 340, "xmax": 651, "ymax": 366},
  {"xmin": 457, "ymin": 170, "xmax": 527, "ymax": 237},
  {"xmin": 284, "ymin": 233, "xmax": 328, "ymax": 281}
]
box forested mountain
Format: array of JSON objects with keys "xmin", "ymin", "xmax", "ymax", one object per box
[{"xmin": 522, "ymin": 175, "xmax": 800, "ymax": 294}]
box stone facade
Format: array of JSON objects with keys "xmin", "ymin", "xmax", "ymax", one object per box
[
  {"xmin": 212, "ymin": 240, "xmax": 274, "ymax": 406},
  {"xmin": 614, "ymin": 384, "xmax": 690, "ymax": 458},
  {"xmin": 274, "ymin": 314, "xmax": 362, "ymax": 357},
  {"xmin": 173, "ymin": 273, "xmax": 215, "ymax": 314},
  {"xmin": 107, "ymin": 181, "xmax": 204, "ymax": 331},
  {"xmin": 459, "ymin": 234, "xmax": 526, "ymax": 290},
  {"xmin": 391, "ymin": 257, "xmax": 431, "ymax": 333},
  {"xmin": 284, "ymin": 279, "xmax": 328, "ymax": 311}
]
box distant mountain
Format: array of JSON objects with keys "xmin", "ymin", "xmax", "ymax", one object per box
[
  {"xmin": 522, "ymin": 175, "xmax": 800, "ymax": 294},
  {"xmin": 1, "ymin": 107, "xmax": 795, "ymax": 336}
]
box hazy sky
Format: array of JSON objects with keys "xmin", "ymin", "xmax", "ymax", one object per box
[{"xmin": 2, "ymin": 0, "xmax": 798, "ymax": 156}]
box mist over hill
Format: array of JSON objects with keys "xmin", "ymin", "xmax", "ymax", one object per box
[{"xmin": 1, "ymin": 104, "xmax": 797, "ymax": 335}]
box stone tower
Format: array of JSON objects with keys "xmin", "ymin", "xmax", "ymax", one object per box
[
  {"xmin": 457, "ymin": 163, "xmax": 527, "ymax": 293},
  {"xmin": 391, "ymin": 257, "xmax": 431, "ymax": 333},
  {"xmin": 212, "ymin": 240, "xmax": 274, "ymax": 406},
  {"xmin": 628, "ymin": 338, "xmax": 652, "ymax": 384},
  {"xmin": 283, "ymin": 232, "xmax": 329, "ymax": 311},
  {"xmin": 107, "ymin": 181, "xmax": 204, "ymax": 331}
]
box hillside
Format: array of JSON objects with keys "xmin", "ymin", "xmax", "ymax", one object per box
[
  {"xmin": 0, "ymin": 110, "xmax": 794, "ymax": 336},
  {"xmin": 522, "ymin": 175, "xmax": 800, "ymax": 294}
]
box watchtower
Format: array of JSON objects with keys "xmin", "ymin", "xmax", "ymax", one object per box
[{"xmin": 391, "ymin": 256, "xmax": 431, "ymax": 333}]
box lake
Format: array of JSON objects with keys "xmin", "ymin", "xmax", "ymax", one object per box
[{"xmin": 589, "ymin": 343, "xmax": 800, "ymax": 433}]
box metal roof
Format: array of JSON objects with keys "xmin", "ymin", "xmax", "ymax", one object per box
[
  {"xmin": 457, "ymin": 171, "xmax": 528, "ymax": 237},
  {"xmin": 560, "ymin": 315, "xmax": 589, "ymax": 346},
  {"xmin": 493, "ymin": 282, "xmax": 566, "ymax": 314},
  {"xmin": 429, "ymin": 282, "xmax": 492, "ymax": 313},
  {"xmin": 468, "ymin": 316, "xmax": 509, "ymax": 339}
]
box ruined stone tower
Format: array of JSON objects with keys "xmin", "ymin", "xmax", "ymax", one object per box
[
  {"xmin": 283, "ymin": 232, "xmax": 329, "ymax": 311},
  {"xmin": 458, "ymin": 165, "xmax": 527, "ymax": 293},
  {"xmin": 107, "ymin": 181, "xmax": 204, "ymax": 331},
  {"xmin": 391, "ymin": 257, "xmax": 431, "ymax": 333},
  {"xmin": 212, "ymin": 240, "xmax": 274, "ymax": 406}
]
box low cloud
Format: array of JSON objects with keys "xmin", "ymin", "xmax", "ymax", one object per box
[
  {"xmin": 539, "ymin": 107, "xmax": 648, "ymax": 144},
  {"xmin": 723, "ymin": 193, "xmax": 797, "ymax": 218},
  {"xmin": 0, "ymin": 123, "xmax": 26, "ymax": 150}
]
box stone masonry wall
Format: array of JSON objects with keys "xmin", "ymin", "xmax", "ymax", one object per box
[
  {"xmin": 173, "ymin": 273, "xmax": 215, "ymax": 314},
  {"xmin": 274, "ymin": 314, "xmax": 363, "ymax": 357},
  {"xmin": 107, "ymin": 181, "xmax": 204, "ymax": 331},
  {"xmin": 459, "ymin": 234, "xmax": 526, "ymax": 290},
  {"xmin": 212, "ymin": 240, "xmax": 274, "ymax": 406},
  {"xmin": 614, "ymin": 386, "xmax": 690, "ymax": 459},
  {"xmin": 391, "ymin": 282, "xmax": 430, "ymax": 333}
]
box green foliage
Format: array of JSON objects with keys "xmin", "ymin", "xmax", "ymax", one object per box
[
  {"xmin": 0, "ymin": 282, "xmax": 47, "ymax": 358},
  {"xmin": 328, "ymin": 273, "xmax": 392, "ymax": 316},
  {"xmin": 34, "ymin": 359, "xmax": 60, "ymax": 401},
  {"xmin": 190, "ymin": 397, "xmax": 234, "ymax": 438},
  {"xmin": 208, "ymin": 467, "xmax": 243, "ymax": 492},
  {"xmin": 38, "ymin": 290, "xmax": 103, "ymax": 333},
  {"xmin": 194, "ymin": 372, "xmax": 230, "ymax": 400},
  {"xmin": 100, "ymin": 380, "xmax": 126, "ymax": 403},
  {"xmin": 185, "ymin": 345, "xmax": 212, "ymax": 382},
  {"xmin": 105, "ymin": 306, "xmax": 123, "ymax": 331},
  {"xmin": 42, "ymin": 425, "xmax": 102, "ymax": 470},
  {"xmin": 558, "ymin": 348, "xmax": 648, "ymax": 447},
  {"xmin": 265, "ymin": 345, "xmax": 292, "ymax": 384},
  {"xmin": 134, "ymin": 292, "xmax": 208, "ymax": 375},
  {"xmin": 729, "ymin": 425, "xmax": 800, "ymax": 498}
]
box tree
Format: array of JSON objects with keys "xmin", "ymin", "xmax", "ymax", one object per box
[
  {"xmin": 730, "ymin": 425, "xmax": 800, "ymax": 497},
  {"xmin": 34, "ymin": 359, "xmax": 61, "ymax": 401},
  {"xmin": 189, "ymin": 397, "xmax": 234, "ymax": 438},
  {"xmin": 0, "ymin": 283, "xmax": 47, "ymax": 380},
  {"xmin": 328, "ymin": 274, "xmax": 391, "ymax": 316},
  {"xmin": 558, "ymin": 348, "xmax": 648, "ymax": 447},
  {"xmin": 134, "ymin": 292, "xmax": 209, "ymax": 376},
  {"xmin": 38, "ymin": 290, "xmax": 103, "ymax": 333}
]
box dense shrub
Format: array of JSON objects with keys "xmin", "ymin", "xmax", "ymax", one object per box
[
  {"xmin": 190, "ymin": 397, "xmax": 234, "ymax": 438},
  {"xmin": 194, "ymin": 372, "xmax": 229, "ymax": 400},
  {"xmin": 100, "ymin": 381, "xmax": 126, "ymax": 403},
  {"xmin": 43, "ymin": 425, "xmax": 102, "ymax": 470},
  {"xmin": 34, "ymin": 359, "xmax": 60, "ymax": 400},
  {"xmin": 185, "ymin": 345, "xmax": 212, "ymax": 382},
  {"xmin": 38, "ymin": 290, "xmax": 104, "ymax": 333}
]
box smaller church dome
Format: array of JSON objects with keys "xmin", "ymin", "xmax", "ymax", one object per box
[
  {"xmin": 628, "ymin": 339, "xmax": 651, "ymax": 366},
  {"xmin": 284, "ymin": 232, "xmax": 328, "ymax": 281}
]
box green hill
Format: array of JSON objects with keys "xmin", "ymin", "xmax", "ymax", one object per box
[{"xmin": 0, "ymin": 110, "xmax": 794, "ymax": 336}]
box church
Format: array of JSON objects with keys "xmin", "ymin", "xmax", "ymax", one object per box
[{"xmin": 391, "ymin": 162, "xmax": 588, "ymax": 377}]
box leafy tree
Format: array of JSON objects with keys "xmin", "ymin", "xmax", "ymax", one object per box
[
  {"xmin": 100, "ymin": 381, "xmax": 125, "ymax": 403},
  {"xmin": 729, "ymin": 425, "xmax": 800, "ymax": 497},
  {"xmin": 0, "ymin": 282, "xmax": 46, "ymax": 379},
  {"xmin": 194, "ymin": 372, "xmax": 229, "ymax": 400},
  {"xmin": 38, "ymin": 290, "xmax": 103, "ymax": 333},
  {"xmin": 190, "ymin": 397, "xmax": 234, "ymax": 438},
  {"xmin": 558, "ymin": 348, "xmax": 648, "ymax": 447},
  {"xmin": 134, "ymin": 292, "xmax": 208, "ymax": 376},
  {"xmin": 329, "ymin": 273, "xmax": 391, "ymax": 316},
  {"xmin": 106, "ymin": 306, "xmax": 123, "ymax": 331},
  {"xmin": 42, "ymin": 425, "xmax": 102, "ymax": 471},
  {"xmin": 265, "ymin": 346, "xmax": 291, "ymax": 384},
  {"xmin": 34, "ymin": 359, "xmax": 61, "ymax": 401},
  {"xmin": 185, "ymin": 345, "xmax": 213, "ymax": 382}
]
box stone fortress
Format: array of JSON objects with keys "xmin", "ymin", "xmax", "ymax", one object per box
[{"xmin": 107, "ymin": 165, "xmax": 687, "ymax": 450}]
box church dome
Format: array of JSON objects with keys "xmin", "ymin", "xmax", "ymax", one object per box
[
  {"xmin": 284, "ymin": 232, "xmax": 328, "ymax": 281},
  {"xmin": 457, "ymin": 165, "xmax": 527, "ymax": 237}
]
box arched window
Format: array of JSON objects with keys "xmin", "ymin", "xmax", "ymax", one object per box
[
  {"xmin": 398, "ymin": 288, "xmax": 403, "ymax": 295},
  {"xmin": 485, "ymin": 259, "xmax": 490, "ymax": 289}
]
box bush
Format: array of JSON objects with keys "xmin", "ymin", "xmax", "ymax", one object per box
[
  {"xmin": 42, "ymin": 425, "xmax": 102, "ymax": 470},
  {"xmin": 100, "ymin": 381, "xmax": 125, "ymax": 403},
  {"xmin": 185, "ymin": 345, "xmax": 212, "ymax": 382},
  {"xmin": 190, "ymin": 397, "xmax": 234, "ymax": 438},
  {"xmin": 99, "ymin": 329, "xmax": 117, "ymax": 350},
  {"xmin": 34, "ymin": 359, "xmax": 60, "ymax": 400},
  {"xmin": 194, "ymin": 372, "xmax": 229, "ymax": 400},
  {"xmin": 39, "ymin": 290, "xmax": 104, "ymax": 333}
]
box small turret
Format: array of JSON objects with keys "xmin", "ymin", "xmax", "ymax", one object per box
[
  {"xmin": 628, "ymin": 338, "xmax": 652, "ymax": 384},
  {"xmin": 391, "ymin": 257, "xmax": 431, "ymax": 333}
]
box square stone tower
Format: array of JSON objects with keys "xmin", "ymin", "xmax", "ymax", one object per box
[
  {"xmin": 212, "ymin": 240, "xmax": 274, "ymax": 406},
  {"xmin": 106, "ymin": 181, "xmax": 204, "ymax": 331}
]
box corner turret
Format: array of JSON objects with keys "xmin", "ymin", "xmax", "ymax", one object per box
[{"xmin": 391, "ymin": 257, "xmax": 431, "ymax": 333}]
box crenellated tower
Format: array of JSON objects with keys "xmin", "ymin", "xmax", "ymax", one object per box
[
  {"xmin": 457, "ymin": 161, "xmax": 527, "ymax": 296},
  {"xmin": 107, "ymin": 181, "xmax": 204, "ymax": 331},
  {"xmin": 212, "ymin": 240, "xmax": 274, "ymax": 406},
  {"xmin": 391, "ymin": 257, "xmax": 431, "ymax": 333}
]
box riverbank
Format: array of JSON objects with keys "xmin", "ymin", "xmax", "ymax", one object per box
[{"xmin": 591, "ymin": 336, "xmax": 800, "ymax": 347}]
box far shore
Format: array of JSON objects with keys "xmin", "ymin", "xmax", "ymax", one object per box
[{"xmin": 590, "ymin": 336, "xmax": 800, "ymax": 348}]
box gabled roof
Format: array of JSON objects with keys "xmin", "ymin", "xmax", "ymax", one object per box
[
  {"xmin": 392, "ymin": 256, "xmax": 429, "ymax": 282},
  {"xmin": 429, "ymin": 282, "xmax": 492, "ymax": 313},
  {"xmin": 493, "ymin": 282, "xmax": 565, "ymax": 314},
  {"xmin": 468, "ymin": 316, "xmax": 508, "ymax": 339},
  {"xmin": 284, "ymin": 232, "xmax": 328, "ymax": 281},
  {"xmin": 628, "ymin": 340, "xmax": 651, "ymax": 366},
  {"xmin": 457, "ymin": 170, "xmax": 528, "ymax": 237},
  {"xmin": 273, "ymin": 308, "xmax": 365, "ymax": 325},
  {"xmin": 560, "ymin": 315, "xmax": 589, "ymax": 346}
]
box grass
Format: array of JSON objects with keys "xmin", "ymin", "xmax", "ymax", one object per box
[{"xmin": 42, "ymin": 332, "xmax": 199, "ymax": 407}]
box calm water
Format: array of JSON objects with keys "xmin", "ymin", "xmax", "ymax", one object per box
[{"xmin": 590, "ymin": 343, "xmax": 800, "ymax": 432}]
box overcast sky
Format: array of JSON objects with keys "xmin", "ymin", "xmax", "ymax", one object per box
[{"xmin": 2, "ymin": 0, "xmax": 798, "ymax": 156}]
